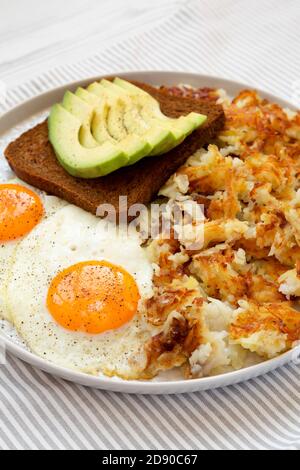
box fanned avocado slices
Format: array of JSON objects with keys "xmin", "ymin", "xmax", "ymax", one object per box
[{"xmin": 48, "ymin": 78, "xmax": 207, "ymax": 178}]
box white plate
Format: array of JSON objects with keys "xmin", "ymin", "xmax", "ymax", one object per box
[{"xmin": 0, "ymin": 71, "xmax": 299, "ymax": 395}]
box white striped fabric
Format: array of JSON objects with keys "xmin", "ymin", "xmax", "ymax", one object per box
[{"xmin": 1, "ymin": 0, "xmax": 300, "ymax": 450}]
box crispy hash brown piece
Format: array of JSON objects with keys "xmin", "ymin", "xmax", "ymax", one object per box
[
  {"xmin": 230, "ymin": 301, "xmax": 300, "ymax": 358},
  {"xmin": 142, "ymin": 300, "xmax": 204, "ymax": 379}
]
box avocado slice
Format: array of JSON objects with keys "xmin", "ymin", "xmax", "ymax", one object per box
[
  {"xmin": 100, "ymin": 79, "xmax": 173, "ymax": 155},
  {"xmin": 76, "ymin": 90, "xmax": 149, "ymax": 166},
  {"xmin": 114, "ymin": 78, "xmax": 205, "ymax": 130},
  {"xmin": 87, "ymin": 82, "xmax": 134, "ymax": 142},
  {"xmin": 75, "ymin": 87, "xmax": 114, "ymax": 145},
  {"xmin": 113, "ymin": 78, "xmax": 207, "ymax": 152},
  {"xmin": 114, "ymin": 77, "xmax": 205, "ymax": 132},
  {"xmin": 48, "ymin": 104, "xmax": 128, "ymax": 178},
  {"xmin": 112, "ymin": 79, "xmax": 201, "ymax": 154},
  {"xmin": 76, "ymin": 87, "xmax": 102, "ymax": 106},
  {"xmin": 98, "ymin": 80, "xmax": 178, "ymax": 156},
  {"xmin": 78, "ymin": 88, "xmax": 148, "ymax": 157},
  {"xmin": 62, "ymin": 91, "xmax": 98, "ymax": 148},
  {"xmin": 100, "ymin": 79, "xmax": 130, "ymax": 96},
  {"xmin": 86, "ymin": 83, "xmax": 171, "ymax": 162},
  {"xmin": 86, "ymin": 82, "xmax": 125, "ymax": 141},
  {"xmin": 82, "ymin": 84, "xmax": 152, "ymax": 165}
]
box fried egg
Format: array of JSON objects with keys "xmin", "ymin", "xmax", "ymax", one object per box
[
  {"xmin": 0, "ymin": 179, "xmax": 66, "ymax": 322},
  {"xmin": 5, "ymin": 205, "xmax": 154, "ymax": 378}
]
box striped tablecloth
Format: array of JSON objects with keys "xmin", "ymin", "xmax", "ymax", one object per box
[{"xmin": 1, "ymin": 0, "xmax": 300, "ymax": 450}]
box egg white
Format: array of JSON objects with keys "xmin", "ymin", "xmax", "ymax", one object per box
[
  {"xmin": 5, "ymin": 204, "xmax": 154, "ymax": 378},
  {"xmin": 0, "ymin": 178, "xmax": 67, "ymax": 322}
]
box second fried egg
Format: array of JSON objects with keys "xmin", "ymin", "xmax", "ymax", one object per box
[{"xmin": 5, "ymin": 204, "xmax": 154, "ymax": 378}]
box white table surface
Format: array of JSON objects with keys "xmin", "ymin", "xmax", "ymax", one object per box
[
  {"xmin": 0, "ymin": 0, "xmax": 300, "ymax": 451},
  {"xmin": 0, "ymin": 0, "xmax": 184, "ymax": 87}
]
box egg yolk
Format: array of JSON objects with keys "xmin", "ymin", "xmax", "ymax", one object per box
[
  {"xmin": 47, "ymin": 261, "xmax": 140, "ymax": 334},
  {"xmin": 0, "ymin": 184, "xmax": 44, "ymax": 242}
]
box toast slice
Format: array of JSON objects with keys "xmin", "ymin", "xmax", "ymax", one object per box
[{"xmin": 5, "ymin": 80, "xmax": 225, "ymax": 217}]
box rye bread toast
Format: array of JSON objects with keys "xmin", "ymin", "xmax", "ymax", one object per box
[{"xmin": 4, "ymin": 81, "xmax": 225, "ymax": 217}]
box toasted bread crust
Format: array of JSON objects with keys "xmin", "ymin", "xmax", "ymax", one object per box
[{"xmin": 5, "ymin": 81, "xmax": 225, "ymax": 217}]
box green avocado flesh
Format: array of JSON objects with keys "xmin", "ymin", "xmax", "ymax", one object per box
[
  {"xmin": 48, "ymin": 78, "xmax": 207, "ymax": 178},
  {"xmin": 48, "ymin": 105, "xmax": 128, "ymax": 178},
  {"xmin": 113, "ymin": 78, "xmax": 207, "ymax": 153}
]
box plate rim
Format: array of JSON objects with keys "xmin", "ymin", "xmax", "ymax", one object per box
[
  {"xmin": 0, "ymin": 70, "xmax": 298, "ymax": 394},
  {"xmin": 2, "ymin": 334, "xmax": 296, "ymax": 394}
]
